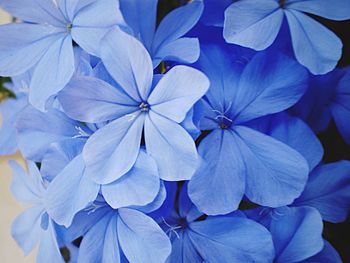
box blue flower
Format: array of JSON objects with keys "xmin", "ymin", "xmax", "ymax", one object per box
[
  {"xmin": 293, "ymin": 160, "xmax": 350, "ymax": 223},
  {"xmin": 45, "ymin": 146, "xmax": 162, "ymax": 228},
  {"xmin": 0, "ymin": 73, "xmax": 30, "ymax": 155},
  {"xmin": 188, "ymin": 45, "xmax": 309, "ymax": 215},
  {"xmin": 58, "ymin": 27, "xmax": 209, "ymax": 184},
  {"xmin": 0, "ymin": 0, "xmax": 125, "ymax": 110},
  {"xmin": 66, "ymin": 199, "xmax": 171, "ymax": 263},
  {"xmin": 249, "ymin": 112, "xmax": 324, "ymax": 171},
  {"xmin": 222, "ymin": 0, "xmax": 350, "ymax": 74},
  {"xmin": 120, "ymin": 0, "xmax": 203, "ymax": 68},
  {"xmin": 153, "ymin": 184, "xmax": 274, "ymax": 263},
  {"xmin": 246, "ymin": 206, "xmax": 324, "ymax": 263},
  {"xmin": 292, "ymin": 66, "xmax": 350, "ymax": 144},
  {"xmin": 9, "ymin": 160, "xmax": 65, "ymax": 263}
]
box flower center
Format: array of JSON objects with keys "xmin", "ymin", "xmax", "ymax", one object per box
[
  {"xmin": 212, "ymin": 109, "xmax": 233, "ymax": 129},
  {"xmin": 66, "ymin": 23, "xmax": 72, "ymax": 32},
  {"xmin": 139, "ymin": 101, "xmax": 150, "ymax": 112},
  {"xmin": 279, "ymin": 0, "xmax": 286, "ymax": 8}
]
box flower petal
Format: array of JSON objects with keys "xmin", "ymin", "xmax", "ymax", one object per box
[
  {"xmin": 78, "ymin": 211, "xmax": 116, "ymax": 263},
  {"xmin": 234, "ymin": 126, "xmax": 309, "ymax": 207},
  {"xmin": 36, "ymin": 221, "xmax": 65, "ymax": 263},
  {"xmin": 233, "ymin": 51, "xmax": 308, "ymax": 124},
  {"xmin": 188, "ymin": 216, "xmax": 274, "ymax": 263},
  {"xmin": 16, "ymin": 106, "xmax": 80, "ymax": 162},
  {"xmin": 144, "ymin": 111, "xmax": 199, "ymax": 181},
  {"xmin": 270, "ymin": 206, "xmax": 324, "ymax": 263},
  {"xmin": 101, "ymin": 150, "xmax": 160, "ymax": 209},
  {"xmin": 84, "ymin": 114, "xmax": 144, "ymax": 184},
  {"xmin": 188, "ymin": 129, "xmax": 245, "ymax": 215},
  {"xmin": 285, "ymin": 9, "xmax": 342, "ymax": 75},
  {"xmin": 46, "ymin": 155, "xmax": 100, "ymax": 227},
  {"xmin": 119, "ymin": 0, "xmax": 157, "ymax": 51},
  {"xmin": 0, "ymin": 0, "xmax": 65, "ymax": 26},
  {"xmin": 153, "ymin": 37, "xmax": 200, "ymax": 67},
  {"xmin": 249, "ymin": 112, "xmax": 323, "ymax": 171},
  {"xmin": 11, "ymin": 206, "xmax": 44, "ymax": 255},
  {"xmin": 223, "ymin": 0, "xmax": 283, "ymax": 50},
  {"xmin": 149, "ymin": 65, "xmax": 209, "ymax": 123},
  {"xmin": 9, "ymin": 160, "xmax": 44, "ymax": 204},
  {"xmin": 29, "ymin": 34, "xmax": 74, "ymax": 111},
  {"xmin": 152, "ymin": 0, "xmax": 203, "ymax": 53},
  {"xmin": 117, "ymin": 208, "xmax": 171, "ymax": 263},
  {"xmin": 101, "ymin": 27, "xmax": 153, "ymax": 102},
  {"xmin": 0, "ymin": 23, "xmax": 62, "ymax": 76},
  {"xmin": 294, "ymin": 161, "xmax": 350, "ymax": 223},
  {"xmin": 59, "ymin": 76, "xmax": 137, "ymax": 123},
  {"xmin": 288, "ymin": 0, "xmax": 350, "ymax": 21}
]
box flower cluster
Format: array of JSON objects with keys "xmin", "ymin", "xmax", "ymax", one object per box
[{"xmin": 0, "ymin": 0, "xmax": 349, "ymax": 262}]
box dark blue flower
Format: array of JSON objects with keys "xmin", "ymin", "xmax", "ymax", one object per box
[
  {"xmin": 120, "ymin": 0, "xmax": 203, "ymax": 67},
  {"xmin": 188, "ymin": 45, "xmax": 309, "ymax": 214}
]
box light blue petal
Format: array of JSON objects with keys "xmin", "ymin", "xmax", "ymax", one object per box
[
  {"xmin": 133, "ymin": 180, "xmax": 167, "ymax": 214},
  {"xmin": 167, "ymin": 231, "xmax": 203, "ymax": 263},
  {"xmin": 148, "ymin": 65, "xmax": 209, "ymax": 123},
  {"xmin": 56, "ymin": 0, "xmax": 80, "ymax": 21},
  {"xmin": 233, "ymin": 51, "xmax": 308, "ymax": 124},
  {"xmin": 29, "ymin": 34, "xmax": 74, "ymax": 111},
  {"xmin": 270, "ymin": 206, "xmax": 324, "ymax": 263},
  {"xmin": 250, "ymin": 112, "xmax": 323, "ymax": 171},
  {"xmin": 0, "ymin": 96, "xmax": 27, "ymax": 155},
  {"xmin": 294, "ymin": 161, "xmax": 350, "ymax": 223},
  {"xmin": 223, "ymin": 0, "xmax": 283, "ymax": 50},
  {"xmin": 101, "ymin": 150, "xmax": 160, "ymax": 209},
  {"xmin": 101, "ymin": 27, "xmax": 153, "ymax": 101},
  {"xmin": 302, "ymin": 240, "xmax": 342, "ymax": 263},
  {"xmin": 59, "ymin": 76, "xmax": 137, "ymax": 123},
  {"xmin": 64, "ymin": 206, "xmax": 112, "ymax": 243},
  {"xmin": 153, "ymin": 37, "xmax": 200, "ymax": 67},
  {"xmin": 37, "ymin": 221, "xmax": 65, "ymax": 263},
  {"xmin": 84, "ymin": 114, "xmax": 144, "ymax": 184},
  {"xmin": 40, "ymin": 138, "xmax": 85, "ymax": 181},
  {"xmin": 188, "ymin": 216, "xmax": 274, "ymax": 262},
  {"xmin": 0, "ymin": 0, "xmax": 66, "ymax": 26},
  {"xmin": 119, "ymin": 0, "xmax": 157, "ymax": 51},
  {"xmin": 16, "ymin": 106, "xmax": 80, "ymax": 161},
  {"xmin": 287, "ymin": 0, "xmax": 350, "ymax": 21},
  {"xmin": 144, "ymin": 111, "xmax": 199, "ymax": 181},
  {"xmin": 117, "ymin": 208, "xmax": 171, "ymax": 263},
  {"xmin": 234, "ymin": 126, "xmax": 309, "ymax": 207},
  {"xmin": 188, "ymin": 129, "xmax": 245, "ymax": 215},
  {"xmin": 11, "ymin": 206, "xmax": 44, "ymax": 255},
  {"xmin": 102, "ymin": 215, "xmax": 120, "ymax": 263},
  {"xmin": 0, "ymin": 24, "xmax": 62, "ymax": 76},
  {"xmin": 9, "ymin": 160, "xmax": 44, "ymax": 204},
  {"xmin": 285, "ymin": 9, "xmax": 342, "ymax": 75},
  {"xmin": 71, "ymin": 0, "xmax": 125, "ymax": 56},
  {"xmin": 46, "ymin": 155, "xmax": 100, "ymax": 227},
  {"xmin": 152, "ymin": 0, "xmax": 203, "ymax": 53},
  {"xmin": 77, "ymin": 211, "xmax": 115, "ymax": 263}
]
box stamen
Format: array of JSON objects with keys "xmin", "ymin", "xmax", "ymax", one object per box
[
  {"xmin": 66, "ymin": 23, "xmax": 72, "ymax": 32},
  {"xmin": 139, "ymin": 102, "xmax": 150, "ymax": 112},
  {"xmin": 162, "ymin": 217, "xmax": 182, "ymax": 239},
  {"xmin": 72, "ymin": 126, "xmax": 90, "ymax": 138}
]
